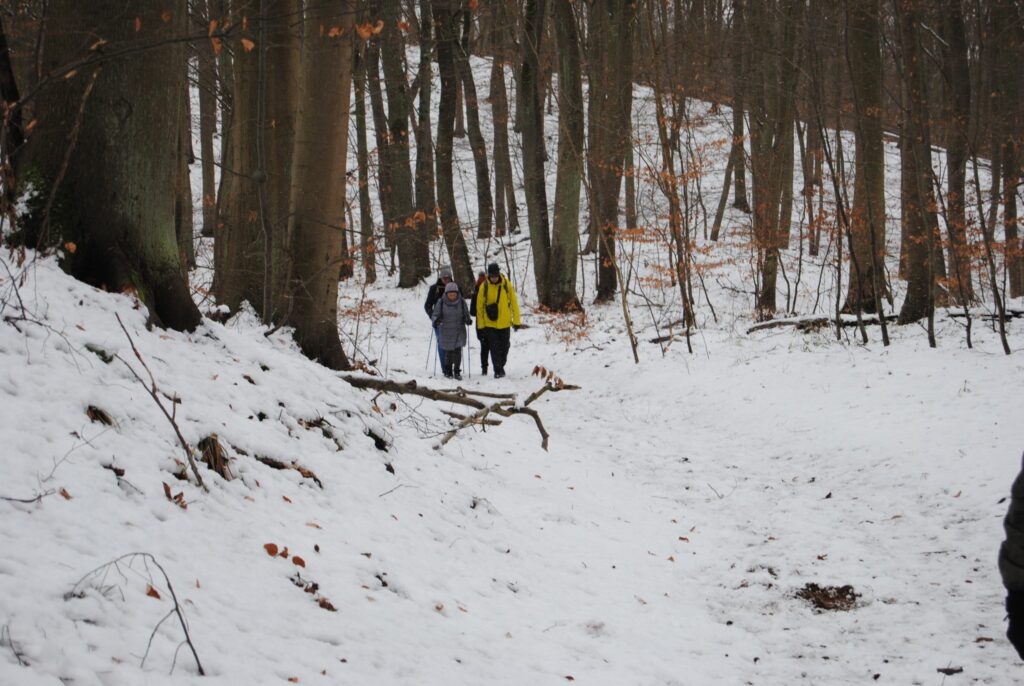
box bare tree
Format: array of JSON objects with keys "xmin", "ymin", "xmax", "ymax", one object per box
[{"xmin": 285, "ymin": 0, "xmax": 356, "ymax": 369}]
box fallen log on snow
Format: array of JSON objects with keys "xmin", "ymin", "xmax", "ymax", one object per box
[{"xmin": 746, "ymin": 314, "xmax": 897, "ymax": 334}]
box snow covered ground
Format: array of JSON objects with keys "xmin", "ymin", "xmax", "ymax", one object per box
[{"xmin": 2, "ymin": 53, "xmax": 1024, "ymax": 685}]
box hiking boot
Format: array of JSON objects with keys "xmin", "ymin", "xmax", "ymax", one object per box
[
  {"xmin": 494, "ymin": 371, "xmax": 505, "ymax": 379},
  {"xmin": 454, "ymin": 372, "xmax": 462, "ymax": 381}
]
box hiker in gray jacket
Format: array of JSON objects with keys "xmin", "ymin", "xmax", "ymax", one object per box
[{"xmin": 431, "ymin": 282, "xmax": 472, "ymax": 380}]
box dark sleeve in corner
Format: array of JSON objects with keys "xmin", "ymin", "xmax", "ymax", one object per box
[{"xmin": 1000, "ymin": 455, "xmax": 1024, "ymax": 593}]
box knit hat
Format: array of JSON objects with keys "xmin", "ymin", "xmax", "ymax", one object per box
[
  {"xmin": 444, "ymin": 282, "xmax": 460, "ymax": 294},
  {"xmin": 487, "ymin": 262, "xmax": 500, "ymax": 276},
  {"xmin": 439, "ymin": 264, "xmax": 452, "ymax": 279}
]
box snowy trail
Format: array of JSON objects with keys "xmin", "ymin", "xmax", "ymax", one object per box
[{"xmin": 345, "ymin": 285, "xmax": 1021, "ymax": 684}]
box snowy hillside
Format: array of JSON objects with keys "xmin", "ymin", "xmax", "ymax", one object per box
[{"xmin": 2, "ymin": 51, "xmax": 1024, "ymax": 685}]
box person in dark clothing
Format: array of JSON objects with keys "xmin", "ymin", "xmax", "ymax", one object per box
[
  {"xmin": 474, "ymin": 262, "xmax": 520, "ymax": 379},
  {"xmin": 424, "ymin": 265, "xmax": 461, "ymax": 368},
  {"xmin": 431, "ymin": 282, "xmax": 471, "ymax": 380},
  {"xmin": 1000, "ymin": 454, "xmax": 1024, "ymax": 660},
  {"xmin": 469, "ymin": 271, "xmax": 489, "ymax": 374}
]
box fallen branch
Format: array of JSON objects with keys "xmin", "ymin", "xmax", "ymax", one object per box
[
  {"xmin": 115, "ymin": 314, "xmax": 206, "ymax": 491},
  {"xmin": 493, "ymin": 404, "xmax": 550, "ymax": 449},
  {"xmin": 340, "ymin": 375, "xmax": 487, "ymax": 410},
  {"xmin": 436, "ymin": 379, "xmax": 579, "ymax": 451},
  {"xmin": 947, "ymin": 309, "xmax": 1024, "ymax": 321}
]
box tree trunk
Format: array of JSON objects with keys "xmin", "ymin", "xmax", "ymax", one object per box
[
  {"xmin": 266, "ymin": 0, "xmax": 301, "ymax": 320},
  {"xmin": 490, "ymin": 58, "xmax": 519, "ymax": 236},
  {"xmin": 625, "ymin": 118, "xmax": 638, "ymax": 231},
  {"xmin": 993, "ymin": 0, "xmax": 1023, "ymax": 298},
  {"xmin": 897, "ymin": 3, "xmax": 942, "ymax": 324},
  {"xmin": 355, "ymin": 48, "xmax": 378, "ymax": 284},
  {"xmin": 195, "ymin": 0, "xmax": 218, "ymax": 239},
  {"xmin": 730, "ymin": 0, "xmax": 750, "ymax": 213},
  {"xmin": 456, "ymin": 8, "xmax": 494, "ymax": 239},
  {"xmin": 175, "ymin": 72, "xmax": 195, "ymax": 271},
  {"xmin": 547, "ymin": 0, "xmax": 583, "ymax": 310},
  {"xmin": 940, "ymin": 0, "xmax": 975, "ymax": 304},
  {"xmin": 286, "ymin": 0, "xmax": 355, "ymax": 370},
  {"xmin": 15, "ymin": 0, "xmax": 199, "ymax": 331},
  {"xmin": 414, "ymin": 0, "xmax": 438, "ymax": 259},
  {"xmin": 520, "ymin": 0, "xmax": 552, "ymax": 302},
  {"xmin": 381, "ymin": 0, "xmax": 422, "ymax": 287},
  {"xmin": 775, "ymin": 120, "xmax": 795, "ymax": 248},
  {"xmin": 748, "ymin": 0, "xmax": 801, "ymax": 321},
  {"xmin": 587, "ymin": 0, "xmax": 636, "ymax": 303},
  {"xmin": 432, "ymin": 0, "xmax": 474, "ymax": 290},
  {"xmin": 843, "ymin": 0, "xmax": 886, "ymax": 314},
  {"xmin": 365, "ymin": 41, "xmax": 395, "ymax": 266},
  {"xmin": 213, "ymin": 0, "xmax": 262, "ymax": 314}
]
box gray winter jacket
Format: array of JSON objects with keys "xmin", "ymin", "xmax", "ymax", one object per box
[{"xmin": 432, "ymin": 296, "xmax": 471, "ymax": 350}]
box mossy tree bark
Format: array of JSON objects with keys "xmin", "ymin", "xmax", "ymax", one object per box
[{"xmin": 15, "ymin": 0, "xmax": 199, "ymax": 331}]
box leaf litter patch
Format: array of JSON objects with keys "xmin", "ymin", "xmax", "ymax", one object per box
[{"xmin": 795, "ymin": 583, "xmax": 860, "ymax": 611}]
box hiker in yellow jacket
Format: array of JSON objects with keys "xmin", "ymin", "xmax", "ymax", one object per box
[{"xmin": 474, "ymin": 262, "xmax": 521, "ymax": 379}]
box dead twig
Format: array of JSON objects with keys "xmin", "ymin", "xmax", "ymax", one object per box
[
  {"xmin": 65, "ymin": 552, "xmax": 204, "ymax": 676},
  {"xmin": 0, "ymin": 490, "xmax": 55, "ymax": 503},
  {"xmin": 114, "ymin": 314, "xmax": 206, "ymax": 491},
  {"xmin": 1, "ymin": 623, "xmax": 29, "ymax": 666}
]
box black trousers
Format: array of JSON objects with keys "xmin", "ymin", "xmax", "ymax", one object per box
[
  {"xmin": 442, "ymin": 348, "xmax": 462, "ymax": 377},
  {"xmin": 481, "ymin": 327, "xmax": 511, "ymax": 374},
  {"xmin": 476, "ymin": 329, "xmax": 490, "ymax": 371}
]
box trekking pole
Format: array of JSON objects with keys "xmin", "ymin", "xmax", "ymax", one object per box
[
  {"xmin": 425, "ymin": 327, "xmax": 435, "ymax": 372},
  {"xmin": 466, "ymin": 331, "xmax": 471, "ymax": 380}
]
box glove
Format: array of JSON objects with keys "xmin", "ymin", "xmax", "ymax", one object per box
[
  {"xmin": 1008, "ymin": 591, "xmax": 1024, "ymax": 660},
  {"xmin": 513, "ymin": 324, "xmax": 521, "ymax": 332}
]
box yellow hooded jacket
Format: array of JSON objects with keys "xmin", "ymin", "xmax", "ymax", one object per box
[{"xmin": 475, "ymin": 274, "xmax": 521, "ymax": 330}]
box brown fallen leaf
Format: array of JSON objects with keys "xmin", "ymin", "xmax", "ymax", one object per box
[
  {"xmin": 146, "ymin": 584, "xmax": 161, "ymax": 600},
  {"xmin": 292, "ymin": 556, "xmax": 306, "ymax": 568},
  {"xmin": 264, "ymin": 543, "xmax": 279, "ymax": 557},
  {"xmin": 59, "ymin": 488, "xmax": 72, "ymax": 500}
]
